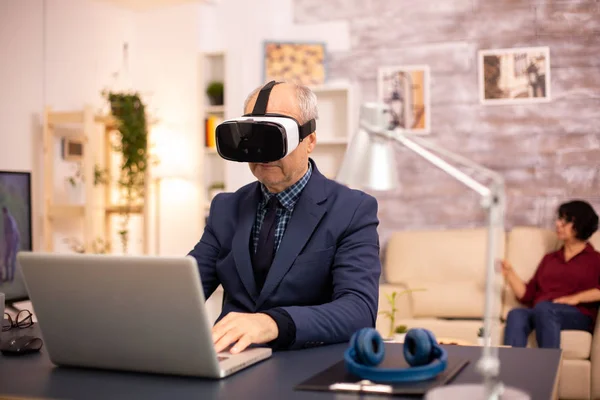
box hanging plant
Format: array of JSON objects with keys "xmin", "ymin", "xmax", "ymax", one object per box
[{"xmin": 103, "ymin": 90, "xmax": 149, "ymax": 253}]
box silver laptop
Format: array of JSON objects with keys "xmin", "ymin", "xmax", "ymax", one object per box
[{"xmin": 17, "ymin": 252, "xmax": 271, "ymax": 378}]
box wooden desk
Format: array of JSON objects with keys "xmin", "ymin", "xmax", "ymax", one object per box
[{"xmin": 0, "ymin": 326, "xmax": 562, "ymax": 400}]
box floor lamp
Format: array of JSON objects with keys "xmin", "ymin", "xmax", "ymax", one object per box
[{"xmin": 336, "ymin": 103, "xmax": 530, "ymax": 400}]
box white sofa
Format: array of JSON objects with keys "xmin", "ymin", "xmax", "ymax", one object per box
[{"xmin": 377, "ymin": 226, "xmax": 600, "ymax": 400}]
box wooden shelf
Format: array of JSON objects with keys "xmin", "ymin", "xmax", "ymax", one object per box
[
  {"xmin": 105, "ymin": 205, "xmax": 144, "ymax": 214},
  {"xmin": 48, "ymin": 205, "xmax": 85, "ymax": 219},
  {"xmin": 206, "ymin": 105, "xmax": 225, "ymax": 114},
  {"xmin": 309, "ymin": 81, "xmax": 352, "ymax": 94},
  {"xmin": 318, "ymin": 138, "xmax": 348, "ymax": 145},
  {"xmin": 46, "ymin": 110, "xmax": 117, "ymax": 128}
]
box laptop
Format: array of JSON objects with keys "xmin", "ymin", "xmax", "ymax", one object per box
[{"xmin": 16, "ymin": 252, "xmax": 272, "ymax": 378}]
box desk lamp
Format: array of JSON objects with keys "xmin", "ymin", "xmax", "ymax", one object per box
[{"xmin": 336, "ymin": 103, "xmax": 530, "ymax": 400}]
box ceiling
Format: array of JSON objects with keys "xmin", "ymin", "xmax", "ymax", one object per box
[{"xmin": 94, "ymin": 0, "xmax": 215, "ymax": 11}]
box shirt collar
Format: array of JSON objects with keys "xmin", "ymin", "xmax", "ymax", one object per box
[
  {"xmin": 260, "ymin": 162, "xmax": 312, "ymax": 211},
  {"xmin": 554, "ymin": 242, "xmax": 596, "ymax": 261}
]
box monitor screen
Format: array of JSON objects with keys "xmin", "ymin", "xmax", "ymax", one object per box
[{"xmin": 0, "ymin": 170, "xmax": 32, "ymax": 303}]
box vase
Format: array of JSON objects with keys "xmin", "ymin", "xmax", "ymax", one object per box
[
  {"xmin": 393, "ymin": 333, "xmax": 406, "ymax": 343},
  {"xmin": 477, "ymin": 337, "xmax": 491, "ymax": 346},
  {"xmin": 208, "ymin": 94, "xmax": 224, "ymax": 106}
]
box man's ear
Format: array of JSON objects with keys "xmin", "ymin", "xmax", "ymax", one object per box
[{"xmin": 306, "ymin": 132, "xmax": 317, "ymax": 154}]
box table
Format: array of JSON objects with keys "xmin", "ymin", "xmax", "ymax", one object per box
[{"xmin": 0, "ymin": 325, "xmax": 562, "ymax": 400}]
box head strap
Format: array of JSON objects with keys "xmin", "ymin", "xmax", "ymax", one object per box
[
  {"xmin": 251, "ymin": 80, "xmax": 280, "ymax": 115},
  {"xmin": 247, "ymin": 80, "xmax": 316, "ymax": 141}
]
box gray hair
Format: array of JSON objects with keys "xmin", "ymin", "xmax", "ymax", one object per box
[{"xmin": 243, "ymin": 81, "xmax": 319, "ymax": 124}]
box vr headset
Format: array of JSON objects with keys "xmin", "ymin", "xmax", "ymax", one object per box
[{"xmin": 215, "ymin": 80, "xmax": 316, "ymax": 163}]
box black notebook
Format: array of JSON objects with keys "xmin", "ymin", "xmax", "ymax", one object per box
[{"xmin": 295, "ymin": 351, "xmax": 469, "ymax": 397}]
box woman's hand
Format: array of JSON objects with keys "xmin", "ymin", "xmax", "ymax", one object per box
[
  {"xmin": 500, "ymin": 259, "xmax": 514, "ymax": 277},
  {"xmin": 553, "ymin": 295, "xmax": 580, "ymax": 306},
  {"xmin": 499, "ymin": 259, "xmax": 527, "ymax": 300}
]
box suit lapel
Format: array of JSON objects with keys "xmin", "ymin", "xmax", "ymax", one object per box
[
  {"xmin": 232, "ymin": 184, "xmax": 260, "ymax": 300},
  {"xmin": 255, "ymin": 162, "xmax": 328, "ymax": 309}
]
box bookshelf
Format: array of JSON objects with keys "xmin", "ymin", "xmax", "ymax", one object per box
[
  {"xmin": 42, "ymin": 105, "xmax": 151, "ymax": 254},
  {"xmin": 309, "ymin": 81, "xmax": 355, "ymax": 179},
  {"xmin": 199, "ymin": 51, "xmax": 227, "ymax": 222}
]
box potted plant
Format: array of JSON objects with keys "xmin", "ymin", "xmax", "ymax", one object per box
[
  {"xmin": 206, "ymin": 81, "xmax": 224, "ymax": 106},
  {"xmin": 477, "ymin": 327, "xmax": 491, "ymax": 346},
  {"xmin": 378, "ymin": 288, "xmax": 426, "ymax": 340},
  {"xmin": 394, "ymin": 325, "xmax": 408, "ymax": 342},
  {"xmin": 103, "ymin": 90, "xmax": 150, "ymax": 253}
]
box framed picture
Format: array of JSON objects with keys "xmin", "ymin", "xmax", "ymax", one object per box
[
  {"xmin": 377, "ymin": 65, "xmax": 431, "ymax": 134},
  {"xmin": 263, "ymin": 41, "xmax": 326, "ymax": 86},
  {"xmin": 478, "ymin": 46, "xmax": 551, "ymax": 105}
]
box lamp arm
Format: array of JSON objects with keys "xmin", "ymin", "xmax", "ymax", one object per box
[
  {"xmin": 404, "ymin": 133, "xmax": 504, "ymax": 185},
  {"xmin": 367, "ymin": 125, "xmax": 491, "ymax": 197}
]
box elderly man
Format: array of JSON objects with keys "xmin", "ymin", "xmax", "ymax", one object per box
[
  {"xmin": 2, "ymin": 206, "xmax": 20, "ymax": 282},
  {"xmin": 188, "ymin": 81, "xmax": 381, "ymax": 353}
]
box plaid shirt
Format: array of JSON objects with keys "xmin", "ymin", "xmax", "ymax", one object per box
[{"xmin": 251, "ymin": 163, "xmax": 313, "ymax": 254}]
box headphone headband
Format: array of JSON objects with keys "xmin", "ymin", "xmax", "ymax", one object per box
[{"xmin": 344, "ymin": 328, "xmax": 448, "ymax": 383}]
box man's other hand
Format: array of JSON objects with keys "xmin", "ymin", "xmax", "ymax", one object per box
[{"xmin": 212, "ymin": 312, "xmax": 278, "ymax": 354}]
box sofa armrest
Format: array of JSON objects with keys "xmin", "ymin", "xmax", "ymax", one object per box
[
  {"xmin": 591, "ymin": 309, "xmax": 600, "ymax": 399},
  {"xmin": 376, "ymin": 283, "xmax": 414, "ymax": 338}
]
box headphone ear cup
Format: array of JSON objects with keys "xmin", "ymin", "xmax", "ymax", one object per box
[
  {"xmin": 403, "ymin": 328, "xmax": 434, "ymax": 366},
  {"xmin": 352, "ymin": 328, "xmax": 385, "ymax": 366}
]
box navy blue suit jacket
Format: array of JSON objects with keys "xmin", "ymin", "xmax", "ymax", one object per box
[{"xmin": 188, "ymin": 160, "xmax": 381, "ymax": 350}]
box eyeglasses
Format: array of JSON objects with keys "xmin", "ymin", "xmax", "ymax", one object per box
[{"xmin": 2, "ymin": 309, "xmax": 34, "ymax": 332}]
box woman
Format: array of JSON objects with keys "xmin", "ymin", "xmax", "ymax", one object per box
[{"xmin": 502, "ymin": 200, "xmax": 600, "ymax": 348}]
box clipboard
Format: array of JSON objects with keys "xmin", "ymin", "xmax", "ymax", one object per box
[{"xmin": 295, "ymin": 355, "xmax": 469, "ymax": 396}]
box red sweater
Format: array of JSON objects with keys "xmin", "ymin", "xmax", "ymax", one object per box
[{"xmin": 520, "ymin": 243, "xmax": 600, "ymax": 323}]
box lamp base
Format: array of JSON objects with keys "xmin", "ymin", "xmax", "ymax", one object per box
[{"xmin": 425, "ymin": 384, "xmax": 530, "ymax": 400}]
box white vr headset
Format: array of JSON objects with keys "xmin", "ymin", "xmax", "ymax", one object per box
[{"xmin": 215, "ymin": 81, "xmax": 316, "ymax": 163}]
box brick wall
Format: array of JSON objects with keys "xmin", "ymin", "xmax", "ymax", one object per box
[{"xmin": 294, "ymin": 0, "xmax": 600, "ymax": 244}]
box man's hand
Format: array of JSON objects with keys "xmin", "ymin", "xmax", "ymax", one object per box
[
  {"xmin": 553, "ymin": 295, "xmax": 580, "ymax": 306},
  {"xmin": 212, "ymin": 312, "xmax": 278, "ymax": 354}
]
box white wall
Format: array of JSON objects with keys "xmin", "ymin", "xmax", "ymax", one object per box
[
  {"xmin": 0, "ymin": 1, "xmax": 44, "ymax": 172},
  {"xmin": 0, "ymin": 0, "xmax": 134, "ymax": 251},
  {"xmin": 198, "ymin": 0, "xmax": 351, "ymax": 191},
  {"xmin": 133, "ymin": 4, "xmax": 202, "ymax": 255},
  {"xmin": 0, "ymin": 0, "xmax": 201, "ymax": 255},
  {"xmin": 0, "ymin": 1, "xmax": 44, "ymax": 250}
]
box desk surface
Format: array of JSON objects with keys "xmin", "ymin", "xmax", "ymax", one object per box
[{"xmin": 0, "ymin": 326, "xmax": 561, "ymax": 400}]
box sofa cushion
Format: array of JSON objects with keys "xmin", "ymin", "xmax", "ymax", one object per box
[
  {"xmin": 526, "ymin": 330, "xmax": 593, "ymax": 360},
  {"xmin": 384, "ymin": 228, "xmax": 505, "ymax": 319},
  {"xmin": 502, "ymin": 226, "xmax": 559, "ymax": 319},
  {"xmin": 559, "ymin": 359, "xmax": 591, "ymax": 400}
]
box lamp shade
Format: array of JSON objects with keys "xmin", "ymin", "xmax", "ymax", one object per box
[
  {"xmin": 336, "ymin": 128, "xmax": 398, "ymax": 191},
  {"xmin": 336, "ymin": 103, "xmax": 399, "ymax": 191},
  {"xmin": 361, "ymin": 136, "xmax": 399, "ymax": 191}
]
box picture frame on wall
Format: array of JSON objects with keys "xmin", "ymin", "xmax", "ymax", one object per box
[
  {"xmin": 478, "ymin": 46, "xmax": 551, "ymax": 105},
  {"xmin": 263, "ymin": 41, "xmax": 327, "ymax": 86},
  {"xmin": 377, "ymin": 65, "xmax": 431, "ymax": 134}
]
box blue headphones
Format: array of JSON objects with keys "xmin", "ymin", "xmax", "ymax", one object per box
[{"xmin": 344, "ymin": 327, "xmax": 448, "ymax": 383}]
